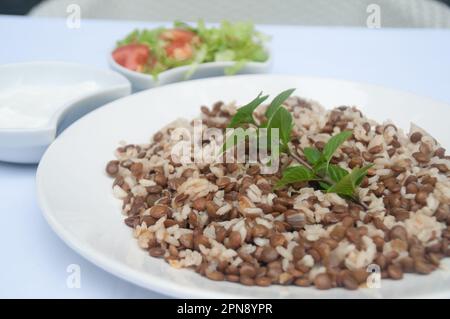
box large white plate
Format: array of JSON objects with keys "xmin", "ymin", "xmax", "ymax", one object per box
[{"xmin": 36, "ymin": 75, "xmax": 450, "ymax": 298}]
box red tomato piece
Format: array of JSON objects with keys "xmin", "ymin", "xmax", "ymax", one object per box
[
  {"xmin": 159, "ymin": 29, "xmax": 196, "ymax": 43},
  {"xmin": 160, "ymin": 29, "xmax": 198, "ymax": 60},
  {"xmin": 112, "ymin": 44, "xmax": 151, "ymax": 72},
  {"xmin": 164, "ymin": 41, "xmax": 193, "ymax": 61}
]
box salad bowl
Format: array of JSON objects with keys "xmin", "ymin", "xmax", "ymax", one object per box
[
  {"xmin": 108, "ymin": 21, "xmax": 272, "ymax": 91},
  {"xmin": 108, "ymin": 51, "xmax": 273, "ymax": 92}
]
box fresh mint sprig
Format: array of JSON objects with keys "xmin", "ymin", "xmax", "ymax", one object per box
[
  {"xmin": 227, "ymin": 92, "xmax": 269, "ymax": 128},
  {"xmin": 222, "ymin": 90, "xmax": 371, "ymax": 208},
  {"xmin": 223, "ymin": 88, "xmax": 296, "ymax": 153},
  {"xmin": 326, "ymin": 165, "xmax": 373, "ymax": 196},
  {"xmin": 265, "ymin": 106, "xmax": 293, "ymax": 152},
  {"xmin": 276, "ymin": 130, "xmax": 373, "ymax": 200},
  {"xmin": 265, "ymin": 88, "xmax": 296, "ymax": 119}
]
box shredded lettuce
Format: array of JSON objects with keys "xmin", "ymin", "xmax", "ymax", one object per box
[
  {"xmin": 224, "ymin": 60, "xmax": 248, "ymax": 76},
  {"xmin": 115, "ymin": 20, "xmax": 270, "ymax": 79},
  {"xmin": 183, "ymin": 45, "xmax": 208, "ymax": 80}
]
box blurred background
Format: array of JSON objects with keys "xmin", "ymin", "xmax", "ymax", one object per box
[{"xmin": 1, "ymin": 0, "xmax": 449, "ymax": 27}]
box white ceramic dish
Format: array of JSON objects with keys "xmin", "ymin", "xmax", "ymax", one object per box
[
  {"xmin": 108, "ymin": 48, "xmax": 272, "ymax": 92},
  {"xmin": 37, "ymin": 75, "xmax": 450, "ymax": 298},
  {"xmin": 0, "ymin": 62, "xmax": 131, "ymax": 164}
]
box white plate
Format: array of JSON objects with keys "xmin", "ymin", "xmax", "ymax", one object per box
[
  {"xmin": 108, "ymin": 48, "xmax": 272, "ymax": 92},
  {"xmin": 0, "ymin": 62, "xmax": 131, "ymax": 164},
  {"xmin": 36, "ymin": 75, "xmax": 450, "ymax": 298}
]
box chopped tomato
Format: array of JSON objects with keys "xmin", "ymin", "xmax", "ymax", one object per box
[
  {"xmin": 165, "ymin": 41, "xmax": 193, "ymax": 61},
  {"xmin": 159, "ymin": 29, "xmax": 196, "ymax": 43},
  {"xmin": 159, "ymin": 29, "xmax": 199, "ymax": 61},
  {"xmin": 112, "ymin": 44, "xmax": 151, "ymax": 72}
]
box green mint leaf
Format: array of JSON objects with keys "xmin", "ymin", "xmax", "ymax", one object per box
[
  {"xmin": 326, "ymin": 164, "xmax": 372, "ymax": 196},
  {"xmin": 221, "ymin": 128, "xmax": 257, "ymax": 153},
  {"xmin": 326, "ymin": 172, "xmax": 356, "ymax": 196},
  {"xmin": 221, "ymin": 130, "xmax": 238, "ymax": 153},
  {"xmin": 326, "ymin": 164, "xmax": 349, "ymax": 183},
  {"xmin": 304, "ymin": 147, "xmax": 321, "ymax": 165},
  {"xmin": 321, "ymin": 130, "xmax": 353, "ymax": 165},
  {"xmin": 276, "ymin": 165, "xmax": 315, "ymax": 188},
  {"xmin": 228, "ymin": 92, "xmax": 269, "ymax": 128},
  {"xmin": 224, "ymin": 60, "xmax": 248, "ymax": 75},
  {"xmin": 256, "ymin": 127, "xmax": 276, "ymax": 152},
  {"xmin": 318, "ymin": 181, "xmax": 331, "ymax": 190},
  {"xmin": 265, "ymin": 88, "xmax": 296, "ymax": 119},
  {"xmin": 354, "ymin": 164, "xmax": 373, "ymax": 186},
  {"xmin": 266, "ymin": 106, "xmax": 293, "ymax": 149},
  {"xmin": 314, "ymin": 162, "xmax": 348, "ymax": 182}
]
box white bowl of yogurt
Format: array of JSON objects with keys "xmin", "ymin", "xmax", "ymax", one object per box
[{"xmin": 0, "ymin": 62, "xmax": 131, "ymax": 163}]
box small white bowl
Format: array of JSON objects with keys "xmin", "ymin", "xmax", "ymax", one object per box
[
  {"xmin": 0, "ymin": 62, "xmax": 131, "ymax": 164},
  {"xmin": 108, "ymin": 48, "xmax": 272, "ymax": 91}
]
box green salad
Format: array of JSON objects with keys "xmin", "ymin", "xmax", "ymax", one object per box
[{"xmin": 112, "ymin": 20, "xmax": 270, "ymax": 78}]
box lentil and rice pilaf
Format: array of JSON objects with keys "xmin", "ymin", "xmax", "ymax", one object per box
[{"xmin": 106, "ymin": 96, "xmax": 450, "ymax": 290}]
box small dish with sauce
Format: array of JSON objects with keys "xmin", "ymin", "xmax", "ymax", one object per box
[{"xmin": 0, "ymin": 61, "xmax": 131, "ymax": 164}]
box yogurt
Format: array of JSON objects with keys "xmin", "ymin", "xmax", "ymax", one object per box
[{"xmin": 0, "ymin": 81, "xmax": 99, "ymax": 129}]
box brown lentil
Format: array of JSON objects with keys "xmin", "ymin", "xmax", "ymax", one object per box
[
  {"xmin": 228, "ymin": 231, "xmax": 241, "ymax": 249},
  {"xmin": 150, "ymin": 205, "xmax": 170, "ymax": 218},
  {"xmin": 255, "ymin": 276, "xmax": 272, "ymax": 286},
  {"xmin": 342, "ymin": 273, "xmax": 359, "ymax": 290},
  {"xmin": 390, "ymin": 225, "xmax": 408, "ymax": 241},
  {"xmin": 294, "ymin": 277, "xmax": 311, "ymax": 287},
  {"xmin": 387, "ymin": 264, "xmax": 403, "ymax": 280},
  {"xmin": 314, "ymin": 273, "xmax": 332, "ymax": 290},
  {"xmin": 154, "ymin": 173, "xmax": 167, "ymax": 186},
  {"xmin": 239, "ymin": 263, "xmax": 257, "ymax": 278},
  {"xmin": 415, "ymin": 191, "xmax": 428, "ymax": 205},
  {"xmin": 413, "ymin": 152, "xmax": 429, "ymax": 163},
  {"xmin": 239, "ymin": 276, "xmax": 255, "ymax": 286},
  {"xmin": 206, "ymin": 271, "xmax": 225, "ymax": 281},
  {"xmin": 251, "ymin": 224, "xmax": 269, "ymax": 238},
  {"xmin": 149, "ymin": 247, "xmax": 165, "ymax": 258},
  {"xmin": 369, "ymin": 145, "xmax": 383, "ymax": 154},
  {"xmin": 270, "ymin": 233, "xmax": 286, "ymax": 247},
  {"xmin": 106, "ymin": 160, "xmax": 119, "ymax": 177},
  {"xmin": 260, "ymin": 247, "xmax": 279, "ymax": 263},
  {"xmin": 225, "ymin": 274, "xmax": 240, "ymax": 282},
  {"xmin": 410, "ymin": 132, "xmax": 422, "ymax": 143}
]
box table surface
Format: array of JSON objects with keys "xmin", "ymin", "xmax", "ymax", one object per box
[{"xmin": 1, "ymin": 15, "xmax": 450, "ymax": 298}]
